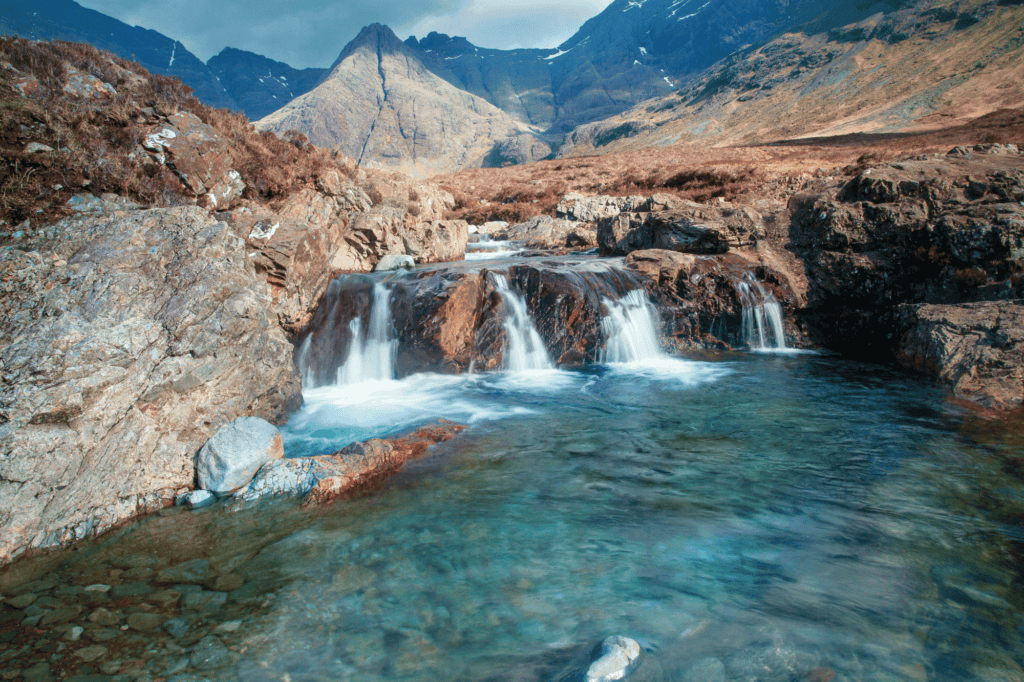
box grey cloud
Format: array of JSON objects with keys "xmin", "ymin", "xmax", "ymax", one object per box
[{"xmin": 79, "ymin": 0, "xmax": 463, "ymax": 67}]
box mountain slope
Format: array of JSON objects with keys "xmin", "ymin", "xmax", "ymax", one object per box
[
  {"xmin": 208, "ymin": 47, "xmax": 328, "ymax": 121},
  {"xmin": 257, "ymin": 24, "xmax": 548, "ymax": 178},
  {"xmin": 0, "ymin": 0, "xmax": 236, "ymax": 109},
  {"xmin": 558, "ymin": 0, "xmax": 1024, "ymax": 156}
]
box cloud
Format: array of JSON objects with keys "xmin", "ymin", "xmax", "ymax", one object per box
[
  {"xmin": 77, "ymin": 0, "xmax": 612, "ymax": 68},
  {"xmin": 397, "ymin": 0, "xmax": 611, "ymax": 50}
]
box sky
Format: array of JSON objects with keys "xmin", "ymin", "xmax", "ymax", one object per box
[{"xmin": 77, "ymin": 0, "xmax": 613, "ymax": 69}]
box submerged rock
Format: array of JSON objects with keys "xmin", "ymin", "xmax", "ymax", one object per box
[
  {"xmin": 587, "ymin": 636, "xmax": 641, "ymax": 681},
  {"xmin": 177, "ymin": 490, "xmax": 216, "ymax": 510},
  {"xmin": 197, "ymin": 417, "xmax": 284, "ymax": 494},
  {"xmin": 234, "ymin": 421, "xmax": 466, "ymax": 505},
  {"xmin": 376, "ymin": 254, "xmax": 416, "ymax": 272}
]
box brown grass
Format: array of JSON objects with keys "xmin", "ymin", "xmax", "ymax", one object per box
[{"xmin": 0, "ymin": 37, "xmax": 352, "ymax": 229}]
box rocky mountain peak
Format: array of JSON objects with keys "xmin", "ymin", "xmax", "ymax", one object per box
[{"xmin": 330, "ymin": 22, "xmax": 409, "ymax": 70}]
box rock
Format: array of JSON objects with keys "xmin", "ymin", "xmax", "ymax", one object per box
[
  {"xmin": 110, "ymin": 582, "xmax": 152, "ymax": 598},
  {"xmin": 40, "ymin": 605, "xmax": 82, "ymax": 625},
  {"xmin": 196, "ymin": 417, "xmax": 284, "ymax": 494},
  {"xmin": 6, "ymin": 593, "xmax": 37, "ymax": 608},
  {"xmin": 189, "ymin": 635, "xmax": 234, "ymax": 670},
  {"xmin": 376, "ymin": 255, "xmax": 416, "ymax": 272},
  {"xmin": 624, "ymin": 250, "xmax": 698, "ymax": 286},
  {"xmin": 212, "ymin": 574, "xmax": 245, "ymax": 592},
  {"xmin": 213, "ymin": 620, "xmax": 241, "ymax": 634},
  {"xmin": 681, "ymin": 657, "xmax": 726, "ymax": 682},
  {"xmin": 566, "ymin": 229, "xmax": 598, "ymax": 248},
  {"xmin": 598, "ymin": 201, "xmax": 763, "ymax": 256},
  {"xmin": 88, "ymin": 608, "xmax": 120, "ymax": 626},
  {"xmin": 556, "ymin": 193, "xmax": 647, "ymax": 222},
  {"xmin": 234, "ymin": 421, "xmax": 465, "ymax": 504},
  {"xmin": 83, "ymin": 584, "xmax": 111, "ymax": 593},
  {"xmin": 65, "ymin": 625, "xmax": 84, "ymax": 641},
  {"xmin": 182, "ymin": 589, "xmax": 227, "ymax": 612},
  {"xmin": 167, "ymin": 675, "xmax": 212, "ymax": 682},
  {"xmin": 505, "ymin": 215, "xmax": 580, "ymax": 249},
  {"xmin": 156, "ymin": 559, "xmax": 211, "ymax": 585},
  {"xmin": 163, "ymin": 618, "xmax": 192, "ymax": 639},
  {"xmin": 896, "ymin": 300, "xmax": 1023, "ymax": 409},
  {"xmin": 126, "ymin": 612, "xmax": 163, "ymax": 631},
  {"xmin": 75, "ymin": 645, "xmax": 108, "ymax": 662},
  {"xmin": 586, "ymin": 636, "xmax": 642, "ymax": 682},
  {"xmin": 177, "ymin": 490, "xmax": 216, "ymax": 510},
  {"xmin": 141, "ymin": 112, "xmax": 241, "ymax": 205},
  {"xmin": 24, "ymin": 142, "xmax": 54, "ymax": 154},
  {"xmin": 401, "ymin": 220, "xmax": 469, "ymax": 264},
  {"xmin": 0, "ymin": 207, "xmax": 301, "ymax": 564}
]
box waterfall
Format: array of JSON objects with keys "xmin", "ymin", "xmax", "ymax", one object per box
[
  {"xmin": 600, "ymin": 290, "xmax": 664, "ymax": 363},
  {"xmin": 492, "ymin": 275, "xmax": 554, "ymax": 371},
  {"xmin": 737, "ymin": 276, "xmax": 787, "ymax": 351},
  {"xmin": 335, "ymin": 282, "xmax": 398, "ymax": 384}
]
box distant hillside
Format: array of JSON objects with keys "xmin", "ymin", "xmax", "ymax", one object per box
[
  {"xmin": 558, "ymin": 0, "xmax": 1024, "ymax": 157},
  {"xmin": 208, "ymin": 47, "xmax": 328, "ymax": 121},
  {"xmin": 0, "ymin": 0, "xmax": 236, "ymax": 109},
  {"xmin": 258, "ymin": 24, "xmax": 549, "ymax": 178}
]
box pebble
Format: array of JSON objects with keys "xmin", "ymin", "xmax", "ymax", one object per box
[
  {"xmin": 122, "ymin": 567, "xmax": 154, "ymax": 580},
  {"xmin": 177, "ymin": 490, "xmax": 216, "ymax": 510},
  {"xmin": 83, "ymin": 584, "xmax": 111, "ymax": 593},
  {"xmin": 213, "ymin": 574, "xmax": 245, "ymax": 592},
  {"xmin": 183, "ymin": 590, "xmax": 227, "ymax": 612},
  {"xmin": 213, "ymin": 620, "xmax": 241, "ymax": 634},
  {"xmin": 88, "ymin": 608, "xmax": 121, "ymax": 626},
  {"xmin": 75, "ymin": 645, "xmax": 108, "ymax": 662},
  {"xmin": 163, "ymin": 618, "xmax": 192, "ymax": 639},
  {"xmin": 6, "ymin": 593, "xmax": 37, "ymax": 609},
  {"xmin": 127, "ymin": 613, "xmax": 163, "ymax": 632},
  {"xmin": 189, "ymin": 635, "xmax": 233, "ymax": 670},
  {"xmin": 65, "ymin": 626, "xmax": 84, "ymax": 641},
  {"xmin": 156, "ymin": 559, "xmax": 210, "ymax": 585}
]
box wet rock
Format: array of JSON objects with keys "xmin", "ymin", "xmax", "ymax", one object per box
[
  {"xmin": 84, "ymin": 585, "xmax": 111, "ymax": 593},
  {"xmin": 127, "ymin": 612, "xmax": 163, "ymax": 631},
  {"xmin": 65, "ymin": 625, "xmax": 84, "ymax": 641},
  {"xmin": 212, "ymin": 574, "xmax": 245, "ymax": 592},
  {"xmin": 148, "ymin": 589, "xmax": 183, "ymax": 608},
  {"xmin": 176, "ymin": 490, "xmax": 216, "ymax": 510},
  {"xmin": 587, "ymin": 636, "xmax": 642, "ymax": 682},
  {"xmin": 197, "ymin": 417, "xmax": 284, "ymax": 494},
  {"xmin": 22, "ymin": 663, "xmax": 52, "ymax": 682},
  {"xmin": 156, "ymin": 559, "xmax": 211, "ymax": 585},
  {"xmin": 896, "ymin": 300, "xmax": 1023, "ymax": 409},
  {"xmin": 121, "ymin": 567, "xmax": 153, "ymax": 580},
  {"xmin": 167, "ymin": 675, "xmax": 212, "ymax": 682},
  {"xmin": 213, "ymin": 620, "xmax": 241, "ymax": 634},
  {"xmin": 182, "ymin": 590, "xmax": 226, "ymax": 613},
  {"xmin": 189, "ymin": 635, "xmax": 234, "ymax": 670},
  {"xmin": 41, "ymin": 605, "xmax": 82, "ymax": 625},
  {"xmin": 75, "ymin": 645, "xmax": 108, "ymax": 662},
  {"xmin": 0, "ymin": 207, "xmax": 301, "ymax": 564},
  {"xmin": 110, "ymin": 582, "xmax": 152, "ymax": 599},
  {"xmin": 376, "ymin": 255, "xmax": 416, "ymax": 272},
  {"xmin": 681, "ymin": 657, "xmax": 726, "ymax": 682},
  {"xmin": 163, "ymin": 618, "xmax": 191, "ymax": 639},
  {"xmin": 88, "ymin": 608, "xmax": 121, "ymax": 626},
  {"xmin": 6, "ymin": 593, "xmax": 37, "ymax": 608}
]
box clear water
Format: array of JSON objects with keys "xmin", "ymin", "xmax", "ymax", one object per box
[{"xmin": 7, "ymin": 354, "xmax": 1024, "ymax": 682}]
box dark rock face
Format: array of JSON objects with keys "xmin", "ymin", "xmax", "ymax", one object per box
[
  {"xmin": 0, "ymin": 207, "xmax": 301, "ymax": 564},
  {"xmin": 896, "ymin": 301, "xmax": 1023, "ymax": 410},
  {"xmin": 0, "ymin": 0, "xmax": 236, "ymax": 109},
  {"xmin": 790, "ymin": 150, "xmax": 1024, "ymax": 406},
  {"xmin": 207, "ymin": 47, "xmax": 328, "ymax": 121}
]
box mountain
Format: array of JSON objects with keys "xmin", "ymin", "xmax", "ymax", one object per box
[
  {"xmin": 257, "ymin": 24, "xmax": 549, "ymax": 178},
  {"xmin": 0, "ymin": 0, "xmax": 236, "ymax": 109},
  {"xmin": 208, "ymin": 47, "xmax": 328, "ymax": 121},
  {"xmin": 557, "ymin": 0, "xmax": 1024, "ymax": 156}
]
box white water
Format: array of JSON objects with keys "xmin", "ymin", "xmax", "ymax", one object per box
[
  {"xmin": 600, "ymin": 290, "xmax": 663, "ymax": 363},
  {"xmin": 336, "ymin": 282, "xmax": 398, "ymax": 384},
  {"xmin": 738, "ymin": 277, "xmax": 788, "ymax": 352},
  {"xmin": 492, "ymin": 275, "xmax": 554, "ymax": 372},
  {"xmin": 465, "ymin": 239, "xmax": 523, "ymax": 261}
]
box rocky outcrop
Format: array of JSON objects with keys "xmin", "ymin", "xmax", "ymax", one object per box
[
  {"xmin": 598, "ymin": 202, "xmax": 764, "ymax": 256},
  {"xmin": 504, "ymin": 215, "xmax": 589, "ymax": 249},
  {"xmin": 257, "ymin": 24, "xmax": 544, "ymax": 178},
  {"xmin": 790, "ymin": 150, "xmax": 1024, "ymax": 406},
  {"xmin": 556, "ymin": 193, "xmax": 647, "ymax": 223},
  {"xmin": 0, "ymin": 206, "xmax": 301, "ymax": 564},
  {"xmin": 896, "ymin": 301, "xmax": 1023, "ymax": 410}
]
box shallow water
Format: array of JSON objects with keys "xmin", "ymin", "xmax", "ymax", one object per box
[{"xmin": 4, "ymin": 353, "xmax": 1023, "ymax": 682}]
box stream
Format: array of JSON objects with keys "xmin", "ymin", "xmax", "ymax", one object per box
[{"xmin": 1, "ymin": 261, "xmax": 1022, "ymax": 682}]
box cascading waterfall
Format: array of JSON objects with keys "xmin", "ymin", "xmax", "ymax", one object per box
[
  {"xmin": 600, "ymin": 290, "xmax": 664, "ymax": 363},
  {"xmin": 335, "ymin": 282, "xmax": 398, "ymax": 384},
  {"xmin": 737, "ymin": 276, "xmax": 787, "ymax": 351},
  {"xmin": 492, "ymin": 275, "xmax": 554, "ymax": 371}
]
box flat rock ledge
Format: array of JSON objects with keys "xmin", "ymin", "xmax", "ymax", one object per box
[{"xmin": 231, "ymin": 420, "xmax": 466, "ymax": 507}]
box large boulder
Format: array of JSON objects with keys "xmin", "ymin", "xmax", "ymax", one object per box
[
  {"xmin": 556, "ymin": 193, "xmax": 647, "ymax": 222},
  {"xmin": 0, "ymin": 207, "xmax": 300, "ymax": 564},
  {"xmin": 598, "ymin": 202, "xmax": 763, "ymax": 256},
  {"xmin": 196, "ymin": 417, "xmax": 284, "ymax": 494},
  {"xmin": 896, "ymin": 300, "xmax": 1023, "ymax": 409},
  {"xmin": 401, "ymin": 220, "xmax": 469, "ymax": 263},
  {"xmin": 505, "ymin": 215, "xmax": 586, "ymax": 249}
]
